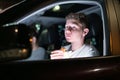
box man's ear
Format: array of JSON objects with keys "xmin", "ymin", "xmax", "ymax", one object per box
[{"xmin": 83, "ymin": 28, "xmax": 89, "ymax": 37}]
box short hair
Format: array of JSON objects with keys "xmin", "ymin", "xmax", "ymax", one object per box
[{"xmin": 65, "ymin": 13, "xmax": 90, "ymax": 29}]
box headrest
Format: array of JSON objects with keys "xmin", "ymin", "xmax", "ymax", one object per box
[
  {"xmin": 39, "ymin": 25, "xmax": 61, "ymax": 49},
  {"xmin": 85, "ymin": 13, "xmax": 102, "ymax": 39},
  {"xmin": 39, "ymin": 29, "xmax": 51, "ymax": 46}
]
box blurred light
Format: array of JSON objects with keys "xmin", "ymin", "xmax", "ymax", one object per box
[
  {"xmin": 93, "ymin": 68, "xmax": 101, "ymax": 72},
  {"xmin": 19, "ymin": 49, "xmax": 28, "ymax": 54},
  {"xmin": 53, "ymin": 5, "xmax": 60, "ymax": 11},
  {"xmin": 21, "ymin": 49, "xmax": 27, "ymax": 53},
  {"xmin": 29, "ymin": 38, "xmax": 32, "ymax": 43},
  {"xmin": 15, "ymin": 29, "xmax": 18, "ymax": 32},
  {"xmin": 87, "ymin": 68, "xmax": 102, "ymax": 73},
  {"xmin": 3, "ymin": 22, "xmax": 18, "ymax": 27},
  {"xmin": 35, "ymin": 24, "xmax": 41, "ymax": 31}
]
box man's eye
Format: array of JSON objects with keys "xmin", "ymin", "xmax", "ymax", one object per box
[
  {"xmin": 71, "ymin": 27, "xmax": 77, "ymax": 30},
  {"xmin": 65, "ymin": 25, "xmax": 79, "ymax": 32}
]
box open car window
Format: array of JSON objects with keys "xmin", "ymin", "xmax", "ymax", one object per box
[
  {"xmin": 1, "ymin": 0, "xmax": 110, "ymax": 61},
  {"xmin": 17, "ymin": 1, "xmax": 106, "ymax": 60}
]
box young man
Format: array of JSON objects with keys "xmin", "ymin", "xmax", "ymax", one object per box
[{"xmin": 50, "ymin": 13, "xmax": 100, "ymax": 59}]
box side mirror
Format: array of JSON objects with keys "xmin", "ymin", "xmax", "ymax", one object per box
[{"xmin": 0, "ymin": 24, "xmax": 32, "ymax": 62}]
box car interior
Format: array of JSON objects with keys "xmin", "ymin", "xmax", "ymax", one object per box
[{"xmin": 16, "ymin": 1, "xmax": 104, "ymax": 60}]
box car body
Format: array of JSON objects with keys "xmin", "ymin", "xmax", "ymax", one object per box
[{"xmin": 0, "ymin": 0, "xmax": 120, "ymax": 80}]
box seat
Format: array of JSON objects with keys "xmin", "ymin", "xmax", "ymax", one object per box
[
  {"xmin": 85, "ymin": 13, "xmax": 103, "ymax": 56},
  {"xmin": 39, "ymin": 24, "xmax": 61, "ymax": 58}
]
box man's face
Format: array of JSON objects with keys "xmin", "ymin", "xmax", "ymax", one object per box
[{"xmin": 65, "ymin": 19, "xmax": 85, "ymax": 43}]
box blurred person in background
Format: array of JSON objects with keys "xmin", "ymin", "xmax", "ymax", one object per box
[{"xmin": 23, "ymin": 23, "xmax": 46, "ymax": 61}]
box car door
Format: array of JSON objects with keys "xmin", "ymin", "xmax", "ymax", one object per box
[{"xmin": 0, "ymin": 0, "xmax": 120, "ymax": 80}]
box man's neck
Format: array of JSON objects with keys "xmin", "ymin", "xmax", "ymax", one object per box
[
  {"xmin": 71, "ymin": 41, "xmax": 84, "ymax": 51},
  {"xmin": 32, "ymin": 44, "xmax": 39, "ymax": 51}
]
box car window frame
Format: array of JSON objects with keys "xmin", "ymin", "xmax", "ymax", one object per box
[{"xmin": 17, "ymin": 0, "xmax": 109, "ymax": 57}]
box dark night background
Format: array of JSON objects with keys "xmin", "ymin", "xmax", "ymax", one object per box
[{"xmin": 0, "ymin": 0, "xmax": 22, "ymax": 12}]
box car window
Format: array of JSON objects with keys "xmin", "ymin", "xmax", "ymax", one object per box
[
  {"xmin": 18, "ymin": 1, "xmax": 107, "ymax": 60},
  {"xmin": 2, "ymin": 0, "xmax": 110, "ymax": 61}
]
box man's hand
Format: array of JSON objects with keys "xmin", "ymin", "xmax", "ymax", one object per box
[{"xmin": 50, "ymin": 50, "xmax": 65, "ymax": 59}]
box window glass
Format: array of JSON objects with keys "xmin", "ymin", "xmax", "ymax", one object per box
[{"xmin": 18, "ymin": 1, "xmax": 104, "ymax": 60}]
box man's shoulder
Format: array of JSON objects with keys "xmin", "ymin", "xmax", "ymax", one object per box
[
  {"xmin": 64, "ymin": 44, "xmax": 71, "ymax": 50},
  {"xmin": 84, "ymin": 44, "xmax": 100, "ymax": 56},
  {"xmin": 84, "ymin": 44, "xmax": 96, "ymax": 49}
]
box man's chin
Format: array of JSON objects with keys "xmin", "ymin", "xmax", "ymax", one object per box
[{"xmin": 66, "ymin": 39, "xmax": 71, "ymax": 42}]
